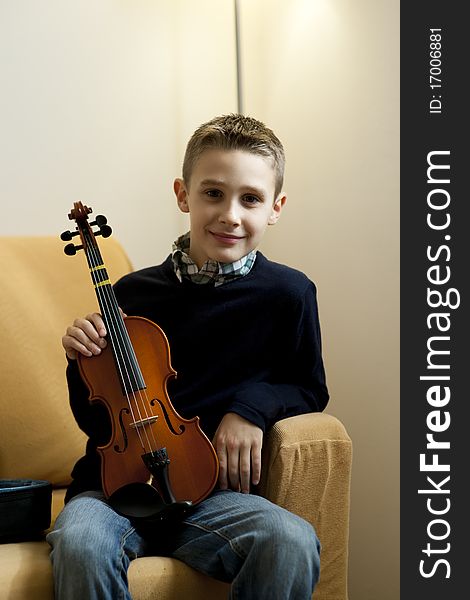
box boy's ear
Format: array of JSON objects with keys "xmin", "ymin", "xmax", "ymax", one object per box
[
  {"xmin": 268, "ymin": 194, "xmax": 287, "ymax": 225},
  {"xmin": 174, "ymin": 178, "xmax": 190, "ymax": 213}
]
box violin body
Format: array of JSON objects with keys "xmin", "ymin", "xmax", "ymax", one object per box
[{"xmin": 78, "ymin": 315, "xmax": 219, "ymax": 504}]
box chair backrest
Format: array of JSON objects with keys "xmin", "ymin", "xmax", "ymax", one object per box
[{"xmin": 0, "ymin": 236, "xmax": 132, "ymax": 486}]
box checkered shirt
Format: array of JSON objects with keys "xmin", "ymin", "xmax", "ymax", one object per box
[{"xmin": 171, "ymin": 232, "xmax": 257, "ymax": 287}]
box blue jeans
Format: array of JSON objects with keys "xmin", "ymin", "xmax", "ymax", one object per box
[{"xmin": 47, "ymin": 489, "xmax": 320, "ymax": 600}]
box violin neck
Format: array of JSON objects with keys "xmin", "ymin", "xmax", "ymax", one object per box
[{"xmin": 83, "ymin": 233, "xmax": 145, "ymax": 393}]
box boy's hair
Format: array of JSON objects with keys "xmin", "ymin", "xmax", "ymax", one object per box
[{"xmin": 182, "ymin": 114, "xmax": 285, "ymax": 198}]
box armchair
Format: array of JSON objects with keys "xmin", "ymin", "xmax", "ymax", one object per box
[{"xmin": 0, "ymin": 236, "xmax": 351, "ymax": 599}]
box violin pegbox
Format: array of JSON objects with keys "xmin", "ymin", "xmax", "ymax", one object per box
[
  {"xmin": 61, "ymin": 201, "xmax": 112, "ymax": 255},
  {"xmin": 68, "ymin": 201, "xmax": 92, "ymax": 224}
]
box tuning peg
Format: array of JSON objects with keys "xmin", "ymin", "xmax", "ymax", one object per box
[
  {"xmin": 60, "ymin": 230, "xmax": 79, "ymax": 241},
  {"xmin": 64, "ymin": 243, "xmax": 83, "ymax": 256},
  {"xmin": 95, "ymin": 225, "xmax": 112, "ymax": 238},
  {"xmin": 91, "ymin": 215, "xmax": 107, "ymax": 227}
]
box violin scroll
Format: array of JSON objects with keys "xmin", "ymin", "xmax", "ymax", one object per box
[{"xmin": 61, "ymin": 201, "xmax": 112, "ymax": 256}]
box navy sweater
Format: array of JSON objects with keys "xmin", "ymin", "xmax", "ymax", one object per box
[{"xmin": 65, "ymin": 252, "xmax": 329, "ymax": 500}]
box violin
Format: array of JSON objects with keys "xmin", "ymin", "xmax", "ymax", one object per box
[{"xmin": 61, "ymin": 202, "xmax": 219, "ymax": 522}]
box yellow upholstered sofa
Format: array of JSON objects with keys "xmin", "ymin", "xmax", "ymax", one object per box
[{"xmin": 0, "ymin": 236, "xmax": 352, "ymax": 600}]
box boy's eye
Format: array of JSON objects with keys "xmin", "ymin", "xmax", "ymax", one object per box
[
  {"xmin": 243, "ymin": 195, "xmax": 261, "ymax": 205},
  {"xmin": 206, "ymin": 189, "xmax": 223, "ymax": 198}
]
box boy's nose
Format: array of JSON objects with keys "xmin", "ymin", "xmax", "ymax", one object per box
[{"xmin": 218, "ymin": 200, "xmax": 241, "ymax": 226}]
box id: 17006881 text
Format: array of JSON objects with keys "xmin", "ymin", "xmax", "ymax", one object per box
[{"xmin": 429, "ymin": 28, "xmax": 442, "ymax": 114}]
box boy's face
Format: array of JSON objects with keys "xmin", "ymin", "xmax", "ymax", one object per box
[{"xmin": 174, "ymin": 149, "xmax": 285, "ymax": 267}]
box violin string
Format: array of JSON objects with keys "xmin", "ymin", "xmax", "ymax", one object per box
[
  {"xmin": 98, "ymin": 283, "xmax": 159, "ymax": 454},
  {"xmin": 86, "ymin": 237, "xmax": 147, "ymax": 450},
  {"xmin": 97, "ymin": 281, "xmax": 163, "ymax": 456},
  {"xmin": 87, "ymin": 234, "xmax": 160, "ymax": 456}
]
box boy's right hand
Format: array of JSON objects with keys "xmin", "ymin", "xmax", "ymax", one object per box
[{"xmin": 62, "ymin": 313, "xmax": 108, "ymax": 360}]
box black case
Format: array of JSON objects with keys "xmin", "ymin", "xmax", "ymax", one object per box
[{"xmin": 0, "ymin": 479, "xmax": 52, "ymax": 543}]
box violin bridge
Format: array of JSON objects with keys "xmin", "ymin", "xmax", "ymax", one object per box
[{"xmin": 130, "ymin": 416, "xmax": 158, "ymax": 429}]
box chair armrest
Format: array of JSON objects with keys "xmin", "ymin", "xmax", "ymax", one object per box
[{"xmin": 258, "ymin": 412, "xmax": 352, "ymax": 600}]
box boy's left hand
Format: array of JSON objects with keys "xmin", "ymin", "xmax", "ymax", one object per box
[{"xmin": 212, "ymin": 412, "xmax": 263, "ymax": 494}]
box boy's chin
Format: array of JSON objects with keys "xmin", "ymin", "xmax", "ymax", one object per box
[{"xmin": 210, "ymin": 248, "xmax": 253, "ymax": 264}]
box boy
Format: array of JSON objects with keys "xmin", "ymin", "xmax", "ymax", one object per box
[{"xmin": 48, "ymin": 114, "xmax": 329, "ymax": 599}]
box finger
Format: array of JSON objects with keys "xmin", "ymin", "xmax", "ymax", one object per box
[
  {"xmin": 63, "ymin": 329, "xmax": 104, "ymax": 357},
  {"xmin": 80, "ymin": 317, "xmax": 107, "ymax": 350},
  {"xmin": 227, "ymin": 445, "xmax": 241, "ymax": 492},
  {"xmin": 73, "ymin": 316, "xmax": 105, "ymax": 344},
  {"xmin": 61, "ymin": 336, "xmax": 79, "ymax": 360},
  {"xmin": 63, "ymin": 322, "xmax": 106, "ymax": 357},
  {"xmin": 239, "ymin": 444, "xmax": 252, "ymax": 493},
  {"xmin": 216, "ymin": 444, "xmax": 228, "ymax": 490},
  {"xmin": 119, "ymin": 307, "xmax": 127, "ymax": 318},
  {"xmin": 62, "ymin": 334, "xmax": 94, "ymax": 359},
  {"xmin": 86, "ymin": 313, "xmax": 107, "ymax": 338},
  {"xmin": 251, "ymin": 443, "xmax": 262, "ymax": 487}
]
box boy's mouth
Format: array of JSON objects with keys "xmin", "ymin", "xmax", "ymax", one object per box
[{"xmin": 209, "ymin": 231, "xmax": 244, "ymax": 243}]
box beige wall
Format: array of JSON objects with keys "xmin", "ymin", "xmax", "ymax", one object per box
[
  {"xmin": 1, "ymin": 1, "xmax": 399, "ymax": 598},
  {"xmin": 0, "ymin": 0, "xmax": 236, "ymax": 268},
  {"xmin": 239, "ymin": 1, "xmax": 400, "ymax": 598}
]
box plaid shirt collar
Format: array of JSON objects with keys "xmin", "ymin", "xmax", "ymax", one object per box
[{"xmin": 171, "ymin": 232, "xmax": 257, "ymax": 287}]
